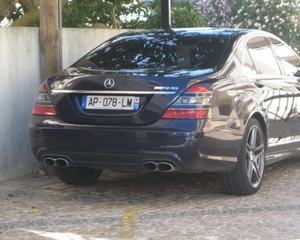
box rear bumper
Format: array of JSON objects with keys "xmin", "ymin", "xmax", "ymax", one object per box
[{"xmin": 29, "ymin": 116, "xmax": 241, "ymax": 173}]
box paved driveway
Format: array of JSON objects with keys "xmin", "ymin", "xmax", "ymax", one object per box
[{"xmin": 1, "ymin": 157, "xmax": 300, "ymax": 240}]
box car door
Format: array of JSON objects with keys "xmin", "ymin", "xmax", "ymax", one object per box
[
  {"xmin": 244, "ymin": 36, "xmax": 297, "ymax": 159},
  {"xmin": 269, "ymin": 37, "xmax": 300, "ymax": 156}
]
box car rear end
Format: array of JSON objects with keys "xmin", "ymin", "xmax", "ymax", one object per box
[{"xmin": 29, "ymin": 29, "xmax": 241, "ymax": 174}]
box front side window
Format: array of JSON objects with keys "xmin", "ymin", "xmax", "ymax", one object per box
[
  {"xmin": 246, "ymin": 37, "xmax": 281, "ymax": 75},
  {"xmin": 76, "ymin": 35, "xmax": 229, "ymax": 70}
]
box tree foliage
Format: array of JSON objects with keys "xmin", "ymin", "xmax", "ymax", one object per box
[
  {"xmin": 196, "ymin": 0, "xmax": 300, "ymax": 52},
  {"xmin": 2, "ymin": 0, "xmax": 299, "ymax": 53},
  {"xmin": 62, "ymin": 0, "xmax": 139, "ymax": 28},
  {"xmin": 0, "ymin": 0, "xmax": 138, "ymax": 28},
  {"xmin": 131, "ymin": 0, "xmax": 206, "ymax": 29},
  {"xmin": 62, "ymin": 0, "xmax": 113, "ymax": 28},
  {"xmin": 230, "ymin": 0, "xmax": 300, "ymax": 50},
  {"xmin": 0, "ymin": 0, "xmax": 68, "ymax": 26},
  {"xmin": 172, "ymin": 0, "xmax": 207, "ymax": 28},
  {"xmin": 197, "ymin": 0, "xmax": 231, "ymax": 27},
  {"xmin": 0, "ymin": 0, "xmax": 207, "ymax": 29},
  {"xmin": 0, "ymin": 0, "xmax": 22, "ymax": 25}
]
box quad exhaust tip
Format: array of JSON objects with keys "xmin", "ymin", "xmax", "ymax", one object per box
[
  {"xmin": 43, "ymin": 158, "xmax": 175, "ymax": 171},
  {"xmin": 43, "ymin": 157, "xmax": 69, "ymax": 167},
  {"xmin": 142, "ymin": 161, "xmax": 175, "ymax": 172}
]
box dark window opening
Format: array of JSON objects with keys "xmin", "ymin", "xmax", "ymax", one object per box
[{"xmin": 74, "ymin": 35, "xmax": 229, "ymax": 70}]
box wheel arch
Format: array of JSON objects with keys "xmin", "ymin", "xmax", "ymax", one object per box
[
  {"xmin": 232, "ymin": 89, "xmax": 268, "ymax": 150},
  {"xmin": 249, "ymin": 112, "xmax": 268, "ymax": 149}
]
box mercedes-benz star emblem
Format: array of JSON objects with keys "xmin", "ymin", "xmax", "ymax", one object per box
[{"xmin": 104, "ymin": 78, "xmax": 115, "ymax": 89}]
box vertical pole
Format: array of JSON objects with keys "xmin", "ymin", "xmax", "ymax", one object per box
[
  {"xmin": 40, "ymin": 0, "xmax": 60, "ymax": 82},
  {"xmin": 161, "ymin": 0, "xmax": 171, "ymax": 30},
  {"xmin": 58, "ymin": 0, "xmax": 63, "ymax": 70}
]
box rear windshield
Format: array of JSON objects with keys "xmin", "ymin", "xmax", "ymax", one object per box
[{"xmin": 75, "ymin": 35, "xmax": 229, "ymax": 70}]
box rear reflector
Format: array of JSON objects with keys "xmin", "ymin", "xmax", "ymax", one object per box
[
  {"xmin": 161, "ymin": 109, "xmax": 208, "ymax": 119},
  {"xmin": 32, "ymin": 106, "xmax": 58, "ymax": 115}
]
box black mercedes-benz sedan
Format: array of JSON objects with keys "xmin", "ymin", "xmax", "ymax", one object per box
[{"xmin": 29, "ymin": 28, "xmax": 300, "ymax": 195}]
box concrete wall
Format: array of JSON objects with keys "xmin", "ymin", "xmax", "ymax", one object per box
[
  {"xmin": 0, "ymin": 27, "xmax": 128, "ymax": 181},
  {"xmin": 0, "ymin": 27, "xmax": 41, "ymax": 180}
]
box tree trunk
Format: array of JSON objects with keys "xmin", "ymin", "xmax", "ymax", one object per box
[
  {"xmin": 40, "ymin": 0, "xmax": 60, "ymax": 81},
  {"xmin": 111, "ymin": 5, "xmax": 120, "ymax": 29}
]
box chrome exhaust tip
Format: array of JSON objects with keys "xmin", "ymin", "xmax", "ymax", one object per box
[
  {"xmin": 142, "ymin": 161, "xmax": 157, "ymax": 171},
  {"xmin": 157, "ymin": 162, "xmax": 174, "ymax": 172},
  {"xmin": 43, "ymin": 157, "xmax": 55, "ymax": 167},
  {"xmin": 43, "ymin": 157, "xmax": 69, "ymax": 167},
  {"xmin": 55, "ymin": 158, "xmax": 69, "ymax": 167},
  {"xmin": 142, "ymin": 161, "xmax": 175, "ymax": 172}
]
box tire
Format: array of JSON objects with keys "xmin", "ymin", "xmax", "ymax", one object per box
[
  {"xmin": 218, "ymin": 118, "xmax": 265, "ymax": 195},
  {"xmin": 54, "ymin": 166, "xmax": 103, "ymax": 185}
]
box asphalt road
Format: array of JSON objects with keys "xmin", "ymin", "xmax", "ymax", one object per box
[{"xmin": 1, "ymin": 157, "xmax": 300, "ymax": 240}]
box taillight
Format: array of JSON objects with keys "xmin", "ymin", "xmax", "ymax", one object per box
[
  {"xmin": 161, "ymin": 83, "xmax": 212, "ymax": 119},
  {"xmin": 32, "ymin": 83, "xmax": 58, "ymax": 115}
]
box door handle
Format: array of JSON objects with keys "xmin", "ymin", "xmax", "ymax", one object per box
[{"xmin": 254, "ymin": 80, "xmax": 264, "ymax": 88}]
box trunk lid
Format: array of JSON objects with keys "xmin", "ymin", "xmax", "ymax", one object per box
[{"xmin": 47, "ymin": 67, "xmax": 215, "ymax": 125}]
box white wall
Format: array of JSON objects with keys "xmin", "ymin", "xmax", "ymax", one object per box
[
  {"xmin": 0, "ymin": 27, "xmax": 127, "ymax": 180},
  {"xmin": 0, "ymin": 27, "xmax": 41, "ymax": 180}
]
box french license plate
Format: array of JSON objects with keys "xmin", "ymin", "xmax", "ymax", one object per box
[{"xmin": 81, "ymin": 95, "xmax": 140, "ymax": 110}]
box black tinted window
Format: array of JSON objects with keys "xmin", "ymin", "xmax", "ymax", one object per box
[{"xmin": 78, "ymin": 35, "xmax": 229, "ymax": 70}]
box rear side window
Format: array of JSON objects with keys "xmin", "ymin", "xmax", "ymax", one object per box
[
  {"xmin": 270, "ymin": 37, "xmax": 300, "ymax": 76},
  {"xmin": 77, "ymin": 35, "xmax": 229, "ymax": 70},
  {"xmin": 246, "ymin": 37, "xmax": 281, "ymax": 75}
]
